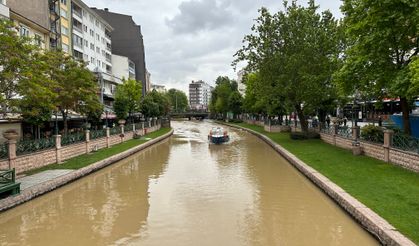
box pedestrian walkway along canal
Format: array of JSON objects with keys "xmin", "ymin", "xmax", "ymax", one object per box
[{"xmin": 0, "ymin": 121, "xmax": 378, "ymax": 245}]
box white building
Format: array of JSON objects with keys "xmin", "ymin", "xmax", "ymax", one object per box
[
  {"xmin": 189, "ymin": 80, "xmax": 212, "ymax": 111},
  {"xmin": 112, "ymin": 54, "xmax": 136, "ymax": 80},
  {"xmin": 237, "ymin": 69, "xmax": 246, "ymax": 96},
  {"xmin": 0, "ymin": 0, "xmax": 9, "ymax": 18},
  {"xmin": 151, "ymin": 84, "xmax": 166, "ymax": 93}
]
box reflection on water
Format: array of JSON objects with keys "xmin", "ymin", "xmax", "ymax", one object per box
[{"xmin": 0, "ymin": 121, "xmax": 378, "ymax": 246}]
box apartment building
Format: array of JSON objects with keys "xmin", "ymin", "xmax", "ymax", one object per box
[
  {"xmin": 112, "ymin": 54, "xmax": 136, "ymax": 81},
  {"xmin": 236, "ymin": 69, "xmax": 246, "ymax": 96},
  {"xmin": 189, "ymin": 80, "xmax": 213, "ymax": 111},
  {"xmin": 0, "ymin": 0, "xmax": 9, "ymax": 18},
  {"xmin": 93, "ymin": 8, "xmax": 149, "ymax": 96}
]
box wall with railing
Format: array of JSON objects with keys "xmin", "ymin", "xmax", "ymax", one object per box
[
  {"xmin": 241, "ymin": 119, "xmax": 419, "ymax": 172},
  {"xmin": 0, "ymin": 119, "xmax": 162, "ymax": 174}
]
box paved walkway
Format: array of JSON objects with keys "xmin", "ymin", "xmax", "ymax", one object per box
[{"xmin": 17, "ymin": 170, "xmax": 74, "ymax": 191}]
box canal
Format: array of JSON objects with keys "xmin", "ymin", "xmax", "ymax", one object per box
[{"xmin": 0, "ymin": 121, "xmax": 378, "ymax": 245}]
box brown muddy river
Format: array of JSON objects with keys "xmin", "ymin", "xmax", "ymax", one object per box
[{"xmin": 0, "ymin": 121, "xmax": 378, "ymax": 245}]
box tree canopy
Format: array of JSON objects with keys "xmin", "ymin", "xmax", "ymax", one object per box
[
  {"xmin": 166, "ymin": 89, "xmax": 188, "ymax": 113},
  {"xmin": 234, "ymin": 0, "xmax": 342, "ymax": 132},
  {"xmin": 114, "ymin": 78, "xmax": 142, "ymax": 121},
  {"xmin": 335, "ymin": 0, "xmax": 419, "ymax": 134}
]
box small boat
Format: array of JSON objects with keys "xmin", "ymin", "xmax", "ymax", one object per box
[{"xmin": 208, "ymin": 127, "xmax": 229, "ymax": 144}]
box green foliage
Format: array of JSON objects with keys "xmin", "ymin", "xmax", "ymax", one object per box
[
  {"xmin": 228, "ymin": 91, "xmax": 243, "ymax": 117},
  {"xmin": 114, "ymin": 79, "xmax": 142, "ymax": 120},
  {"xmin": 141, "ymin": 91, "xmax": 169, "ymax": 117},
  {"xmin": 360, "ymin": 125, "xmax": 384, "ymax": 143},
  {"xmin": 290, "ymin": 131, "xmax": 320, "ymax": 140},
  {"xmin": 210, "ymin": 76, "xmax": 243, "ymax": 118},
  {"xmin": 234, "ymin": 1, "xmax": 342, "ymax": 132},
  {"xmin": 166, "ymin": 89, "xmax": 188, "ymax": 113},
  {"xmin": 336, "ymin": 0, "xmax": 419, "ymax": 134}
]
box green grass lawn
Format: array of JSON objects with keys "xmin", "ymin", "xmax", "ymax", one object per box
[
  {"xmin": 24, "ymin": 128, "xmax": 172, "ymax": 176},
  {"xmin": 231, "ymin": 122, "xmax": 419, "ymax": 244}
]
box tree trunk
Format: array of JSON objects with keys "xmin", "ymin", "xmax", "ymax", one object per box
[
  {"xmin": 400, "ymin": 97, "xmax": 411, "ymax": 135},
  {"xmin": 295, "ymin": 104, "xmax": 308, "ymax": 133}
]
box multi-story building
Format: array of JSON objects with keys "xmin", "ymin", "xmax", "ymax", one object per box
[
  {"xmin": 145, "ymin": 69, "xmax": 151, "ymax": 93},
  {"xmin": 151, "ymin": 84, "xmax": 166, "ymax": 94},
  {"xmin": 112, "ymin": 54, "xmax": 136, "ymax": 81},
  {"xmin": 189, "ymin": 80, "xmax": 212, "ymax": 111},
  {"xmin": 0, "ymin": 0, "xmax": 9, "ymax": 18},
  {"xmin": 70, "ymin": 0, "xmax": 120, "ymax": 110},
  {"xmin": 93, "ymin": 8, "xmax": 148, "ymax": 96}
]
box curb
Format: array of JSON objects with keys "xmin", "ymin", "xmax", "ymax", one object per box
[
  {"xmin": 0, "ymin": 129, "xmax": 174, "ymax": 212},
  {"xmin": 221, "ymin": 122, "xmax": 415, "ymax": 246}
]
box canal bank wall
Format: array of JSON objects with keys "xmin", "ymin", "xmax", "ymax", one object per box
[
  {"xmin": 0, "ymin": 129, "xmax": 174, "ymax": 212},
  {"xmin": 221, "ymin": 122, "xmax": 415, "ymax": 246}
]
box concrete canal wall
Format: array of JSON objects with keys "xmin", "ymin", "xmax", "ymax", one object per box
[
  {"xmin": 0, "ymin": 129, "xmax": 174, "ymax": 212},
  {"xmin": 222, "ymin": 122, "xmax": 416, "ymax": 246}
]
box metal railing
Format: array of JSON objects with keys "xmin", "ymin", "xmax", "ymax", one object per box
[
  {"xmin": 0, "ymin": 142, "xmax": 8, "ymax": 159},
  {"xmin": 392, "ymin": 133, "xmax": 419, "ymax": 154},
  {"xmin": 61, "ymin": 132, "xmax": 86, "ymax": 146},
  {"xmin": 90, "ymin": 129, "xmax": 106, "ymax": 140},
  {"xmin": 110, "ymin": 127, "xmax": 121, "ymax": 135},
  {"xmin": 16, "ymin": 138, "xmax": 56, "ymax": 156},
  {"xmin": 124, "ymin": 124, "xmax": 133, "ymax": 132},
  {"xmin": 337, "ymin": 126, "xmax": 352, "ymax": 139}
]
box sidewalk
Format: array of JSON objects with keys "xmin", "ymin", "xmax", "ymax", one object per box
[{"xmin": 18, "ymin": 170, "xmax": 73, "ymax": 191}]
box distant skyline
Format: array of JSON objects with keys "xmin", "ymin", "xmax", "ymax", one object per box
[{"xmin": 84, "ymin": 0, "xmax": 343, "ymax": 94}]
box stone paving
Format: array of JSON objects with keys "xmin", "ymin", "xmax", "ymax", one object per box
[{"xmin": 17, "ymin": 170, "xmax": 74, "ymax": 190}]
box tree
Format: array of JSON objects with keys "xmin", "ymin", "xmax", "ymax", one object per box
[
  {"xmin": 211, "ymin": 76, "xmax": 234, "ymax": 118},
  {"xmin": 234, "ymin": 1, "xmax": 342, "ymax": 133},
  {"xmin": 166, "ymin": 89, "xmax": 188, "ymax": 113},
  {"xmin": 114, "ymin": 78, "xmax": 142, "ymax": 122},
  {"xmin": 336, "ymin": 0, "xmax": 419, "ymax": 134},
  {"xmin": 42, "ymin": 50, "xmax": 101, "ymax": 134},
  {"xmin": 0, "ymin": 19, "xmax": 39, "ymax": 117},
  {"xmin": 228, "ymin": 91, "xmax": 243, "ymax": 118},
  {"xmin": 140, "ymin": 90, "xmax": 170, "ymax": 117},
  {"xmin": 140, "ymin": 95, "xmax": 160, "ymax": 117}
]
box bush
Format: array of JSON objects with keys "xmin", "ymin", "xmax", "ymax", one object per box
[
  {"xmin": 229, "ymin": 119, "xmax": 243, "ymax": 123},
  {"xmin": 360, "ymin": 125, "xmax": 384, "ymax": 143},
  {"xmin": 290, "ymin": 131, "xmax": 320, "ymax": 140}
]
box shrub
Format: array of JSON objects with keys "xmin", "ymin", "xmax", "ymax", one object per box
[
  {"xmin": 229, "ymin": 119, "xmax": 243, "ymax": 123},
  {"xmin": 290, "ymin": 131, "xmax": 320, "ymax": 140},
  {"xmin": 360, "ymin": 125, "xmax": 384, "ymax": 143}
]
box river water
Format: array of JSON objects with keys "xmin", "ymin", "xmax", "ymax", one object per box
[{"xmin": 0, "ymin": 121, "xmax": 378, "ymax": 245}]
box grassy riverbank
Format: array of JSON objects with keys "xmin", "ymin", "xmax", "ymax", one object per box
[
  {"xmin": 229, "ymin": 122, "xmax": 419, "ymax": 244},
  {"xmin": 24, "ymin": 128, "xmax": 172, "ymax": 176}
]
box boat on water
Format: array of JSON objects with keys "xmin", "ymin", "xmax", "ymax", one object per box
[{"xmin": 208, "ymin": 127, "xmax": 229, "ymax": 144}]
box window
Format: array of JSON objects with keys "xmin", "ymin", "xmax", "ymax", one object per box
[
  {"xmin": 89, "ymin": 14, "xmax": 93, "ymax": 22},
  {"xmin": 83, "ymin": 25, "xmax": 87, "ymax": 32},
  {"xmin": 95, "ymin": 20, "xmax": 99, "ymax": 27},
  {"xmin": 90, "ymin": 43, "xmax": 94, "ymax": 50},
  {"xmin": 97, "ymin": 60, "xmax": 101, "ymax": 67},
  {"xmin": 72, "ymin": 34, "xmax": 83, "ymax": 48},
  {"xmin": 96, "ymin": 47, "xmax": 100, "ymax": 53},
  {"xmin": 91, "ymin": 57, "xmax": 95, "ymax": 64},
  {"xmin": 101, "ymin": 37, "xmax": 105, "ymax": 44},
  {"xmin": 83, "ymin": 54, "xmax": 88, "ymax": 61},
  {"xmin": 84, "ymin": 40, "xmax": 88, "ymax": 47},
  {"xmin": 62, "ymin": 43, "xmax": 69, "ymax": 52},
  {"xmin": 34, "ymin": 34, "xmax": 43, "ymax": 47},
  {"xmin": 61, "ymin": 26, "xmax": 68, "ymax": 36},
  {"xmin": 96, "ymin": 34, "xmax": 99, "ymax": 41},
  {"xmin": 102, "ymin": 50, "xmax": 105, "ymax": 57},
  {"xmin": 60, "ymin": 0, "xmax": 67, "ymax": 5},
  {"xmin": 60, "ymin": 9, "xmax": 67, "ymax": 19},
  {"xmin": 20, "ymin": 25, "xmax": 30, "ymax": 37},
  {"xmin": 74, "ymin": 50, "xmax": 83, "ymax": 60},
  {"xmin": 82, "ymin": 10, "xmax": 86, "ymax": 17},
  {"xmin": 89, "ymin": 29, "xmax": 94, "ymax": 37}
]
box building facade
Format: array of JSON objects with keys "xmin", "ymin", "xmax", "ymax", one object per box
[
  {"xmin": 189, "ymin": 80, "xmax": 212, "ymax": 111},
  {"xmin": 112, "ymin": 54, "xmax": 136, "ymax": 81},
  {"xmin": 151, "ymin": 84, "xmax": 166, "ymax": 94},
  {"xmin": 93, "ymin": 8, "xmax": 148, "ymax": 96},
  {"xmin": 237, "ymin": 69, "xmax": 246, "ymax": 96},
  {"xmin": 0, "ymin": 0, "xmax": 9, "ymax": 18}
]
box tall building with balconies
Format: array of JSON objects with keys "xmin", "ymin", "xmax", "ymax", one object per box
[{"xmin": 189, "ymin": 80, "xmax": 212, "ymax": 111}]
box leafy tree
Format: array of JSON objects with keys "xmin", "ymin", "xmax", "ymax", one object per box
[
  {"xmin": 0, "ymin": 19, "xmax": 39, "ymax": 117},
  {"xmin": 336, "ymin": 0, "xmax": 419, "ymax": 134},
  {"xmin": 166, "ymin": 89, "xmax": 188, "ymax": 113},
  {"xmin": 149, "ymin": 90, "xmax": 171, "ymax": 116},
  {"xmin": 140, "ymin": 95, "xmax": 159, "ymax": 117},
  {"xmin": 42, "ymin": 50, "xmax": 101, "ymax": 134},
  {"xmin": 234, "ymin": 1, "xmax": 341, "ymax": 133},
  {"xmin": 211, "ymin": 76, "xmax": 234, "ymax": 117},
  {"xmin": 114, "ymin": 78, "xmax": 142, "ymax": 122},
  {"xmin": 228, "ymin": 91, "xmax": 243, "ymax": 118}
]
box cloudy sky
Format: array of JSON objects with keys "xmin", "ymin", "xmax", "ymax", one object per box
[{"xmin": 84, "ymin": 0, "xmax": 343, "ymax": 94}]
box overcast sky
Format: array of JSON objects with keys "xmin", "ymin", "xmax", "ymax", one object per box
[{"xmin": 84, "ymin": 0, "xmax": 343, "ymax": 94}]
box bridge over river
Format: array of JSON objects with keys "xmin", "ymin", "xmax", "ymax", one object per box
[{"xmin": 0, "ymin": 121, "xmax": 378, "ymax": 245}]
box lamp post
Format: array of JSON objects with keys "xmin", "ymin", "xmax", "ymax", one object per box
[{"xmin": 55, "ymin": 110, "xmax": 58, "ymax": 135}]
